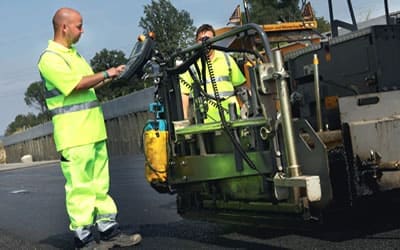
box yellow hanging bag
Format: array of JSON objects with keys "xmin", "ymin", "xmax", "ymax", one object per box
[{"xmin": 143, "ymin": 102, "xmax": 170, "ymax": 193}]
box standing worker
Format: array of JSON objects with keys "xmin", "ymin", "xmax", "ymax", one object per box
[
  {"xmin": 37, "ymin": 7, "xmax": 141, "ymax": 249},
  {"xmin": 180, "ymin": 24, "xmax": 249, "ymax": 123}
]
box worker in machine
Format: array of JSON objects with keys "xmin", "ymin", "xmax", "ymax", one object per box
[
  {"xmin": 180, "ymin": 24, "xmax": 250, "ymax": 123},
  {"xmin": 37, "ymin": 7, "xmax": 141, "ymax": 249}
]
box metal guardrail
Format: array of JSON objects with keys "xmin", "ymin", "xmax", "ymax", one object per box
[
  {"xmin": 2, "ymin": 123, "xmax": 53, "ymax": 147},
  {"xmin": 2, "ymin": 87, "xmax": 155, "ymax": 147}
]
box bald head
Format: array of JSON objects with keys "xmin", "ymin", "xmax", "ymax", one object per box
[
  {"xmin": 52, "ymin": 7, "xmax": 83, "ymax": 47},
  {"xmin": 52, "ymin": 8, "xmax": 80, "ymax": 33}
]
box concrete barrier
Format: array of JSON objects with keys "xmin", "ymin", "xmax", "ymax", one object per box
[
  {"xmin": 0, "ymin": 141, "xmax": 6, "ymax": 164},
  {"xmin": 2, "ymin": 87, "xmax": 155, "ymax": 163}
]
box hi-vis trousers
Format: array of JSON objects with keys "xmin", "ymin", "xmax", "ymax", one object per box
[{"xmin": 60, "ymin": 140, "xmax": 118, "ymax": 235}]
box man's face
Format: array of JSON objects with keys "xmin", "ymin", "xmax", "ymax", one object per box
[
  {"xmin": 196, "ymin": 30, "xmax": 214, "ymax": 43},
  {"xmin": 65, "ymin": 12, "xmax": 83, "ymax": 45}
]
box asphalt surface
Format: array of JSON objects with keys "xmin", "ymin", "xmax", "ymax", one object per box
[{"xmin": 0, "ymin": 155, "xmax": 399, "ymax": 249}]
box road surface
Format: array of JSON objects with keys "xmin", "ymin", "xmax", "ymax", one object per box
[{"xmin": 0, "ymin": 155, "xmax": 399, "ymax": 249}]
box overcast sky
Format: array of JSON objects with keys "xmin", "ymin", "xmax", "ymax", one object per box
[{"xmin": 0, "ymin": 0, "xmax": 399, "ymax": 135}]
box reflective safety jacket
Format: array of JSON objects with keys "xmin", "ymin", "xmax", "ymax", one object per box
[
  {"xmin": 180, "ymin": 50, "xmax": 246, "ymax": 122},
  {"xmin": 38, "ymin": 40, "xmax": 107, "ymax": 151}
]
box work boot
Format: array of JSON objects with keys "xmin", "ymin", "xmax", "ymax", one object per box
[
  {"xmin": 75, "ymin": 234, "xmax": 110, "ymax": 250},
  {"xmin": 103, "ymin": 233, "xmax": 142, "ymax": 247},
  {"xmin": 76, "ymin": 240, "xmax": 110, "ymax": 250},
  {"xmin": 99, "ymin": 225, "xmax": 142, "ymax": 247}
]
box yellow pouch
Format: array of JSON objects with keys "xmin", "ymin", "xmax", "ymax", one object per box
[{"xmin": 144, "ymin": 129, "xmax": 168, "ymax": 183}]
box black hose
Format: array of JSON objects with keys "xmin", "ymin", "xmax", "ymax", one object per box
[{"xmin": 202, "ymin": 40, "xmax": 266, "ymax": 176}]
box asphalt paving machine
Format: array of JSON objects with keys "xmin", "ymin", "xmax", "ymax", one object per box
[{"xmin": 119, "ymin": 0, "xmax": 400, "ymax": 224}]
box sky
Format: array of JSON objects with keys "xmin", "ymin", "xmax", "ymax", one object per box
[{"xmin": 1, "ymin": 0, "xmax": 399, "ymax": 136}]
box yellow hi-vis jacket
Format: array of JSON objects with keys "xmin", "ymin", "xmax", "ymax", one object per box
[
  {"xmin": 38, "ymin": 40, "xmax": 107, "ymax": 151},
  {"xmin": 180, "ymin": 50, "xmax": 246, "ymax": 122}
]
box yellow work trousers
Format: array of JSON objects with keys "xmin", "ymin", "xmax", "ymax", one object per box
[{"xmin": 60, "ymin": 140, "xmax": 117, "ymax": 230}]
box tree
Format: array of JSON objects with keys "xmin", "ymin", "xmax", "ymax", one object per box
[
  {"xmin": 5, "ymin": 110, "xmax": 52, "ymax": 135},
  {"xmin": 5, "ymin": 113, "xmax": 39, "ymax": 135},
  {"xmin": 89, "ymin": 49, "xmax": 138, "ymax": 101},
  {"xmin": 315, "ymin": 16, "xmax": 331, "ymax": 33},
  {"xmin": 139, "ymin": 0, "xmax": 196, "ymax": 56},
  {"xmin": 91, "ymin": 49, "xmax": 127, "ymax": 72},
  {"xmin": 246, "ymin": 0, "xmax": 330, "ymax": 33},
  {"xmin": 24, "ymin": 81, "xmax": 46, "ymax": 113},
  {"xmin": 23, "ymin": 81, "xmax": 52, "ymax": 126},
  {"xmin": 247, "ymin": 0, "xmax": 302, "ymax": 24}
]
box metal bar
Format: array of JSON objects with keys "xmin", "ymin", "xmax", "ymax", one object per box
[
  {"xmin": 273, "ymin": 50, "xmax": 301, "ymax": 178},
  {"xmin": 328, "ymin": 0, "xmax": 337, "ymax": 37},
  {"xmin": 243, "ymin": 0, "xmax": 250, "ymax": 24},
  {"xmin": 347, "ymin": 0, "xmax": 358, "ymax": 30},
  {"xmin": 384, "ymin": 0, "xmax": 390, "ymax": 25},
  {"xmin": 171, "ymin": 23, "xmax": 273, "ymax": 62},
  {"xmin": 313, "ymin": 54, "xmax": 323, "ymax": 132}
]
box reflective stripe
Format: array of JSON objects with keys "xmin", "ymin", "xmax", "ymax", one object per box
[
  {"xmin": 95, "ymin": 213, "xmax": 118, "ymax": 232},
  {"xmin": 97, "ymin": 221, "xmax": 118, "ymax": 232},
  {"xmin": 223, "ymin": 52, "xmax": 232, "ymax": 76},
  {"xmin": 205, "ymin": 75, "xmax": 230, "ymax": 84},
  {"xmin": 45, "ymin": 88, "xmax": 62, "ymax": 98},
  {"xmin": 188, "ymin": 52, "xmax": 232, "ymax": 85},
  {"xmin": 39, "ymin": 49, "xmax": 71, "ymax": 68},
  {"xmin": 191, "ymin": 91, "xmax": 234, "ymax": 99},
  {"xmin": 39, "ymin": 49, "xmax": 72, "ymax": 99},
  {"xmin": 210, "ymin": 90, "xmax": 234, "ymax": 99},
  {"xmin": 74, "ymin": 226, "xmax": 92, "ymax": 240},
  {"xmin": 186, "ymin": 52, "xmax": 234, "ymax": 99},
  {"xmin": 50, "ymin": 100, "xmax": 99, "ymax": 116},
  {"xmin": 95, "ymin": 213, "xmax": 117, "ymax": 221},
  {"xmin": 219, "ymin": 91, "xmax": 235, "ymax": 98}
]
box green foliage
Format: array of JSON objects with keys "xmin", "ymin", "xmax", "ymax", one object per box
[
  {"xmin": 316, "ymin": 16, "xmax": 331, "ymax": 33},
  {"xmin": 139, "ymin": 0, "xmax": 196, "ymax": 56},
  {"xmin": 5, "ymin": 79, "xmax": 50, "ymax": 135},
  {"xmin": 89, "ymin": 49, "xmax": 140, "ymax": 102},
  {"xmin": 90, "ymin": 49, "xmax": 127, "ymax": 72},
  {"xmin": 247, "ymin": 0, "xmax": 302, "ymax": 24},
  {"xmin": 24, "ymin": 81, "xmax": 46, "ymax": 113},
  {"xmin": 246, "ymin": 0, "xmax": 331, "ymax": 33},
  {"xmin": 16, "ymin": 81, "xmax": 52, "ymax": 135},
  {"xmin": 5, "ymin": 112, "xmax": 49, "ymax": 136}
]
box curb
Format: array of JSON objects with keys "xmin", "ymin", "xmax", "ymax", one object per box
[{"xmin": 0, "ymin": 160, "xmax": 60, "ymax": 172}]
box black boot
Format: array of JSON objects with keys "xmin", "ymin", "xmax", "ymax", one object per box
[
  {"xmin": 74, "ymin": 234, "xmax": 93, "ymax": 249},
  {"xmin": 75, "ymin": 234, "xmax": 113, "ymax": 250},
  {"xmin": 99, "ymin": 225, "xmax": 142, "ymax": 247}
]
